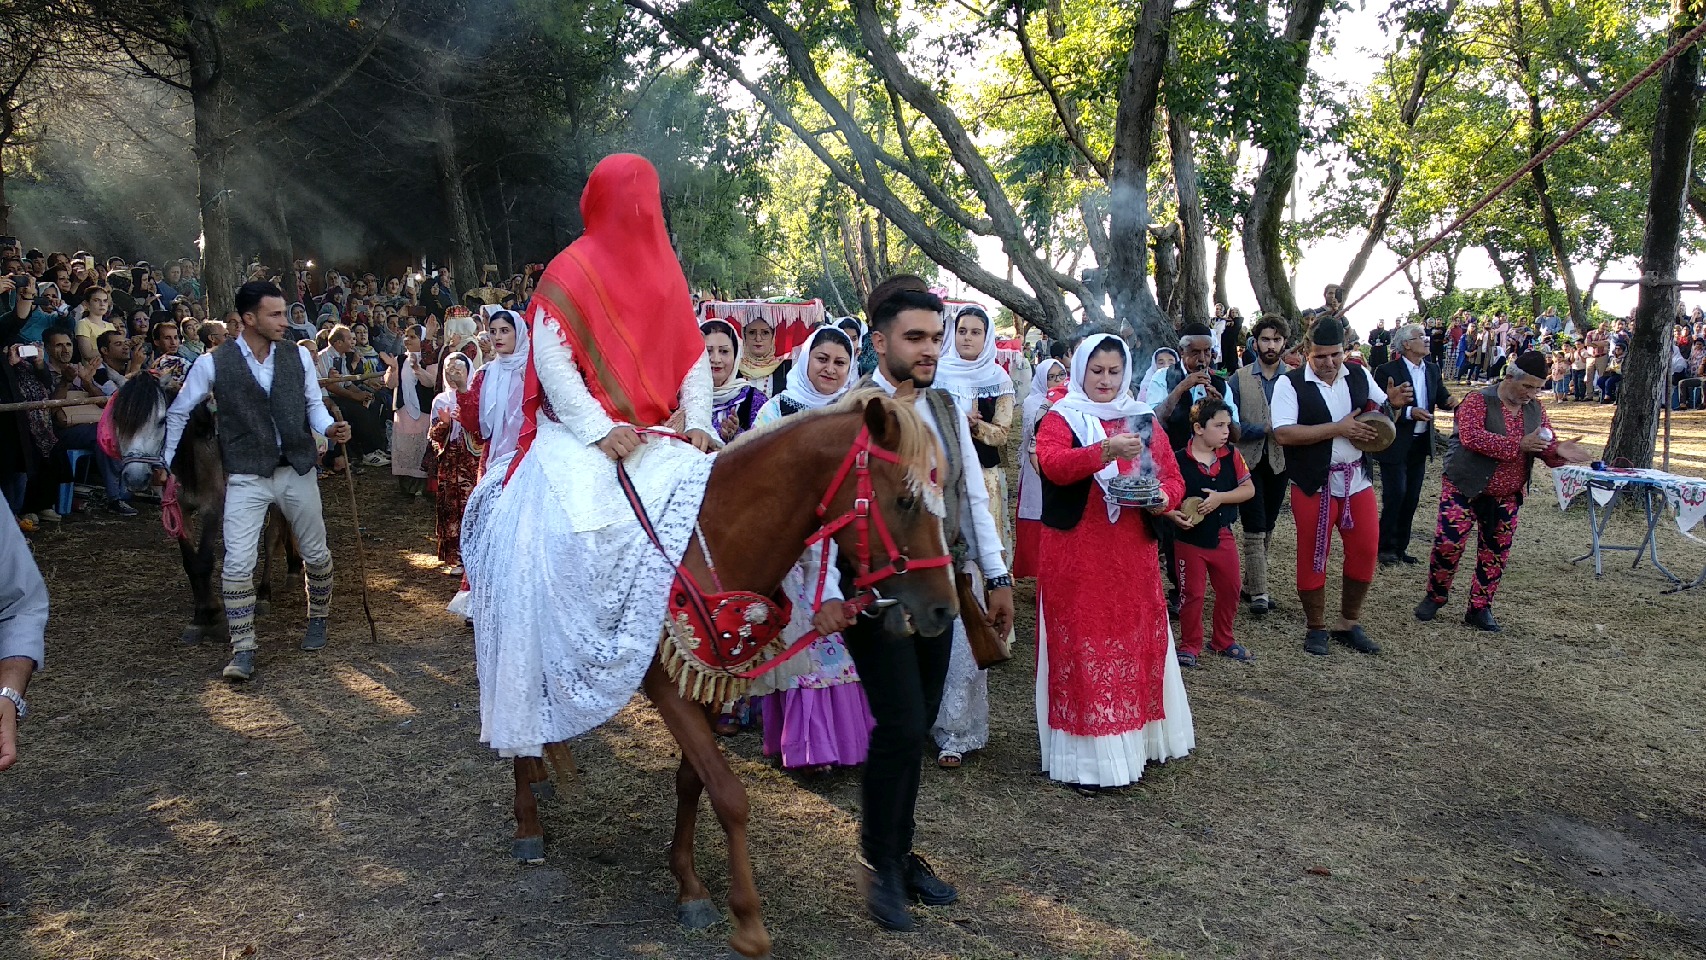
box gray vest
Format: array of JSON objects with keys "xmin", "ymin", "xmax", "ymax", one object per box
[
  {"xmin": 1232, "ymin": 362, "xmax": 1287, "ymax": 473},
  {"xmin": 1443, "ymin": 384, "xmax": 1543, "ymax": 499},
  {"xmin": 213, "ymin": 339, "xmax": 318, "ymax": 477}
]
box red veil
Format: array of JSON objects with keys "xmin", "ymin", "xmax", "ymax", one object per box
[{"xmin": 509, "ymin": 154, "xmax": 703, "ymax": 478}]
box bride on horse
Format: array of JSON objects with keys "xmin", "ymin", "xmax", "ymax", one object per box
[{"xmin": 460, "ymin": 154, "xmax": 719, "ymax": 761}]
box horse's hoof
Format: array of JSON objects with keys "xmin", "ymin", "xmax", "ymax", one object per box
[
  {"xmin": 511, "ymin": 836, "xmax": 545, "ymax": 864},
  {"xmin": 255, "ymin": 600, "xmax": 273, "ymax": 619},
  {"xmin": 676, "ymin": 899, "xmax": 720, "ymax": 930},
  {"xmin": 529, "ymin": 779, "xmax": 555, "ymax": 803},
  {"xmin": 179, "ymin": 626, "xmax": 202, "ymax": 646}
]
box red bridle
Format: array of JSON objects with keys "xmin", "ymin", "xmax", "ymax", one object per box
[
  {"xmin": 624, "ymin": 423, "xmax": 953, "ymax": 684},
  {"xmin": 801, "ymin": 424, "xmax": 953, "ymax": 605}
]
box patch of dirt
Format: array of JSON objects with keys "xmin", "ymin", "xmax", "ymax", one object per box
[{"xmin": 0, "ymin": 401, "xmax": 1702, "ymax": 960}]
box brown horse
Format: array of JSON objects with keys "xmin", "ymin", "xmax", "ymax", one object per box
[
  {"xmin": 107, "ymin": 372, "xmax": 301, "ymax": 644},
  {"xmin": 506, "ymin": 389, "xmax": 959, "ymax": 959}
]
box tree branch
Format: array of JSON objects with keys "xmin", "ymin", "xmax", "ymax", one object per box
[
  {"xmin": 220, "ymin": 4, "xmax": 399, "ymax": 144},
  {"xmin": 1010, "ymin": 0, "xmax": 1108, "ymax": 180}
]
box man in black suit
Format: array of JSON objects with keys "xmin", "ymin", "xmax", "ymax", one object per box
[{"xmin": 1374, "ymin": 322, "xmax": 1458, "ymax": 565}]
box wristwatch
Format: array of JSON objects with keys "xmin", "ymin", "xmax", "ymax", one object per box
[{"xmin": 0, "ymin": 686, "xmax": 26, "ymax": 721}]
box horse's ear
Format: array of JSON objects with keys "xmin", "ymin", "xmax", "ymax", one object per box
[{"xmin": 863, "ymin": 394, "xmax": 901, "ymax": 448}]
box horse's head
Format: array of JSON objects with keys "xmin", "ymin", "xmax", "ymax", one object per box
[
  {"xmin": 832, "ymin": 389, "xmax": 959, "ymax": 638},
  {"xmin": 110, "ymin": 373, "xmax": 172, "ymax": 493}
]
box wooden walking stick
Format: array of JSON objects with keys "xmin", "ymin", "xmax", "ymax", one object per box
[{"xmin": 330, "ymin": 402, "xmax": 379, "ymax": 642}]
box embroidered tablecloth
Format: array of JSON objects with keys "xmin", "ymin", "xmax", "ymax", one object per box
[{"xmin": 1553, "ymin": 465, "xmax": 1706, "ymax": 535}]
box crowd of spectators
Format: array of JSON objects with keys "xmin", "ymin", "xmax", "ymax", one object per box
[{"xmin": 0, "ymin": 239, "xmax": 544, "ymax": 534}]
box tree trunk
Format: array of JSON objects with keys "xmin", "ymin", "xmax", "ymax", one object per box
[
  {"xmin": 1150, "ymin": 223, "xmax": 1180, "ymax": 318},
  {"xmin": 1339, "ymin": 0, "xmax": 1458, "ymax": 296},
  {"xmin": 1213, "ymin": 239, "xmax": 1230, "ymax": 308},
  {"xmin": 1243, "ymin": 0, "xmax": 1329, "ymax": 323},
  {"xmin": 1104, "ymin": 0, "xmax": 1175, "ymax": 356},
  {"xmin": 1606, "ymin": 5, "xmax": 1702, "ymax": 467},
  {"xmin": 190, "ymin": 43, "xmax": 236, "ymax": 317},
  {"xmin": 275, "ymin": 188, "xmax": 297, "ymax": 305},
  {"xmin": 1484, "ymin": 240, "xmax": 1519, "ymax": 303},
  {"xmin": 1168, "ymin": 110, "xmax": 1212, "ymax": 326},
  {"xmin": 432, "ymin": 100, "xmax": 477, "ymax": 291},
  {"xmin": 1522, "ymin": 246, "xmax": 1546, "ymax": 317}
]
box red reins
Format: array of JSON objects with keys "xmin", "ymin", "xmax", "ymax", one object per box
[{"xmin": 621, "ymin": 422, "xmax": 951, "ymax": 681}]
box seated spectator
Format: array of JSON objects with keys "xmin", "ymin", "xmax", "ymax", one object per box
[
  {"xmin": 74, "ymin": 288, "xmax": 118, "ymax": 362},
  {"xmin": 1600, "ymin": 346, "xmax": 1625, "ymax": 404},
  {"xmin": 285, "ymin": 302, "xmax": 317, "ymax": 342},
  {"xmin": 92, "ymin": 329, "xmax": 142, "ymax": 395},
  {"xmin": 196, "ymin": 320, "xmax": 226, "ymax": 355},
  {"xmin": 140, "ymin": 317, "xmax": 187, "ymax": 366},
  {"xmin": 157, "ymin": 262, "xmax": 184, "ymax": 306},
  {"xmin": 38, "ymin": 330, "xmax": 132, "ymax": 517},
  {"xmin": 325, "ymin": 324, "xmax": 389, "ymax": 467}
]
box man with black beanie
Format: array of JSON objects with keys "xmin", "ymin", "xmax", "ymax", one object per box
[
  {"xmin": 1271, "ymin": 316, "xmax": 1411, "ymax": 656},
  {"xmin": 1415, "ymin": 352, "xmax": 1592, "ymax": 631}
]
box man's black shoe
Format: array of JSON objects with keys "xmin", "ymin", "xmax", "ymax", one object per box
[
  {"xmin": 1332, "ymin": 625, "xmax": 1381, "ymax": 654},
  {"xmin": 1304, "ymin": 629, "xmax": 1331, "ymax": 656},
  {"xmin": 904, "ymin": 853, "xmax": 958, "ymax": 906},
  {"xmin": 861, "ymin": 863, "xmax": 915, "ymax": 932},
  {"xmin": 1399, "ymin": 553, "xmax": 1422, "ymax": 565},
  {"xmin": 1378, "ymin": 551, "xmax": 1400, "ymax": 567},
  {"xmin": 1414, "ymin": 598, "xmax": 1441, "ymax": 622},
  {"xmin": 1464, "ymin": 607, "xmax": 1502, "ymax": 632}
]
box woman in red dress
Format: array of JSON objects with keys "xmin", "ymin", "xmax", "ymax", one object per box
[
  {"xmin": 1034, "ymin": 334, "xmax": 1195, "ymax": 789},
  {"xmin": 429, "ymin": 353, "xmax": 482, "ymax": 575}
]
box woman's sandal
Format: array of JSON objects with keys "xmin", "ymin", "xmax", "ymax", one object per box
[{"xmin": 936, "ymin": 751, "xmax": 963, "ymax": 770}]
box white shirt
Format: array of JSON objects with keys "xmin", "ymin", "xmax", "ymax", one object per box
[
  {"xmin": 164, "ymin": 337, "xmax": 336, "ymax": 469},
  {"xmin": 1270, "ymin": 363, "xmax": 1388, "ymax": 497},
  {"xmin": 873, "ymin": 369, "xmax": 1009, "ymax": 581},
  {"xmin": 1402, "ymin": 356, "xmax": 1429, "ymax": 433}
]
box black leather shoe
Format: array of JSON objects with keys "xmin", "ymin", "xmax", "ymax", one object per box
[
  {"xmin": 1378, "ymin": 551, "xmax": 1401, "ymax": 567},
  {"xmin": 222, "ymin": 649, "xmax": 256, "ymax": 681},
  {"xmin": 904, "ymin": 853, "xmax": 958, "ymax": 906},
  {"xmin": 1414, "ymin": 598, "xmax": 1441, "ymax": 622},
  {"xmin": 1304, "ymin": 629, "xmax": 1331, "ymax": 656},
  {"xmin": 1332, "ymin": 626, "xmax": 1381, "ymax": 654},
  {"xmin": 1464, "ymin": 607, "xmax": 1502, "ymax": 632},
  {"xmin": 1399, "ymin": 553, "xmax": 1422, "ymax": 565},
  {"xmin": 861, "ymin": 863, "xmax": 915, "ymax": 932}
]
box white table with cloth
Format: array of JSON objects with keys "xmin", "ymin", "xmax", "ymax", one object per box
[{"xmin": 1553, "ymin": 464, "xmax": 1706, "ymax": 593}]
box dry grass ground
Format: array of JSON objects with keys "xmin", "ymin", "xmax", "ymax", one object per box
[{"xmin": 1, "ymin": 399, "xmax": 1703, "ymax": 960}]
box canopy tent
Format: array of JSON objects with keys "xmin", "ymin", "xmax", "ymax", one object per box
[{"xmin": 695, "ymin": 298, "xmax": 826, "ymax": 357}]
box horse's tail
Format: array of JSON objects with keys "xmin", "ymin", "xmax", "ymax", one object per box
[{"xmin": 541, "ymin": 740, "xmax": 577, "ymax": 790}]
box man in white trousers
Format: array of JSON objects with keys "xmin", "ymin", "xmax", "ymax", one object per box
[{"xmin": 164, "ymin": 280, "xmax": 352, "ymax": 681}]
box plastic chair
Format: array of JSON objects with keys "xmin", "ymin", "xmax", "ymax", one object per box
[{"xmin": 57, "ymin": 449, "xmax": 91, "ymax": 516}]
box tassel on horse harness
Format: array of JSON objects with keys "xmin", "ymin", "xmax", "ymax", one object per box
[{"xmin": 622, "ymin": 424, "xmax": 951, "ymax": 705}]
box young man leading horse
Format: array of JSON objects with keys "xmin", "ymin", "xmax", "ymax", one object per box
[
  {"xmin": 162, "ymin": 280, "xmax": 353, "ymax": 681},
  {"xmin": 837, "ymin": 275, "xmax": 1015, "ymax": 932}
]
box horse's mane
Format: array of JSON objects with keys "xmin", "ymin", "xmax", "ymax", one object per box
[
  {"xmin": 725, "ymin": 388, "xmax": 946, "ymax": 515},
  {"xmin": 110, "ymin": 373, "xmax": 168, "ymax": 436}
]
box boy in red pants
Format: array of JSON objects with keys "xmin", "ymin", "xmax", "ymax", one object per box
[{"xmin": 1169, "ymin": 399, "xmax": 1256, "ymax": 667}]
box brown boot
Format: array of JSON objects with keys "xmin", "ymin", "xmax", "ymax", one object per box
[
  {"xmin": 1333, "ymin": 578, "xmax": 1379, "ymax": 654},
  {"xmin": 1300, "ymin": 587, "xmax": 1329, "ymax": 655}
]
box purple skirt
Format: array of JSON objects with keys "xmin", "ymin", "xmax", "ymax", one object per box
[{"xmin": 757, "ymin": 685, "xmax": 875, "ymax": 770}]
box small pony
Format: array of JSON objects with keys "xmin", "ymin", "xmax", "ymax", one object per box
[{"xmin": 107, "ymin": 368, "xmax": 301, "ymax": 644}]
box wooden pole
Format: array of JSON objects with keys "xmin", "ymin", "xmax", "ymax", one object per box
[{"xmin": 0, "ymin": 395, "xmax": 106, "ymax": 413}]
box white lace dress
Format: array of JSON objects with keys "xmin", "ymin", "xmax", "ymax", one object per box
[{"xmin": 461, "ymin": 308, "xmax": 716, "ymax": 757}]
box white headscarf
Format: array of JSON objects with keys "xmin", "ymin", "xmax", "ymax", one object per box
[
  {"xmin": 399, "ymin": 325, "xmax": 426, "ymax": 419},
  {"xmin": 701, "ymin": 318, "xmax": 750, "ymax": 406},
  {"xmin": 778, "ymin": 326, "xmax": 856, "ymax": 410},
  {"xmin": 479, "ymin": 310, "xmax": 530, "ymax": 462},
  {"xmin": 936, "ymin": 305, "xmax": 1014, "ymax": 412},
  {"xmin": 1136, "ymin": 347, "xmax": 1181, "ymax": 405},
  {"xmin": 1022, "ymin": 357, "xmax": 1065, "ymax": 428},
  {"xmin": 1050, "ymin": 334, "xmax": 1154, "ymax": 521},
  {"xmin": 433, "ymin": 352, "xmax": 471, "ymax": 444}
]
